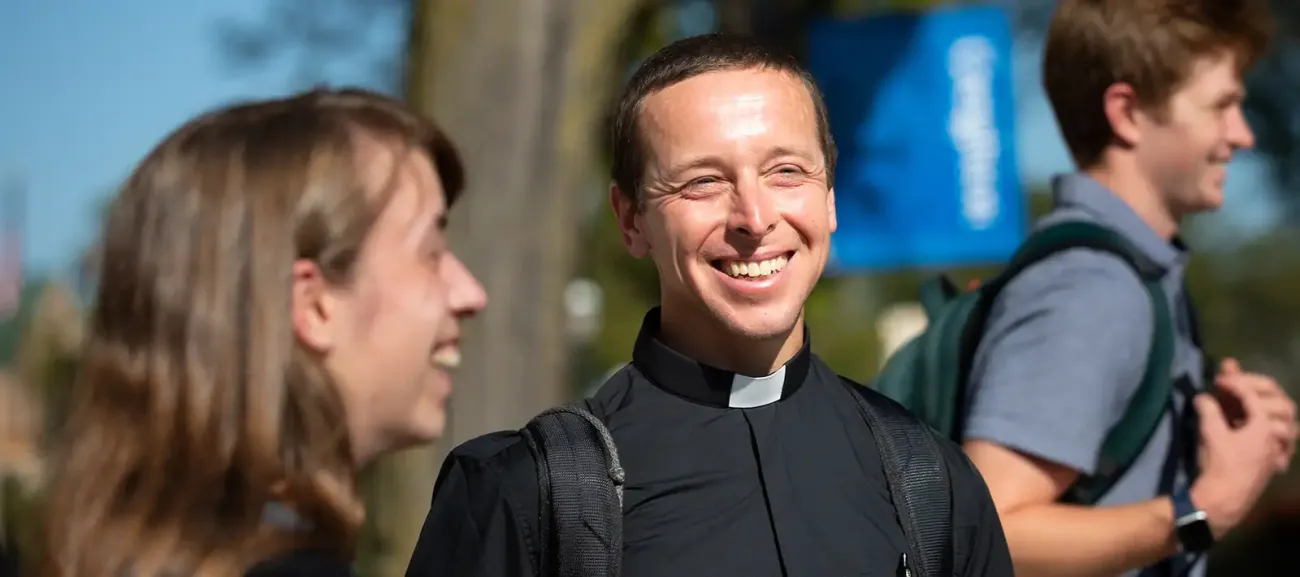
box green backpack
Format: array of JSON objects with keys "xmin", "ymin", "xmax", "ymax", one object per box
[{"xmin": 874, "ymin": 220, "xmax": 1174, "ymax": 504}]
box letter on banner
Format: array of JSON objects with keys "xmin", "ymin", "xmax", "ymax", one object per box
[{"xmin": 807, "ymin": 5, "xmax": 1026, "ymax": 273}]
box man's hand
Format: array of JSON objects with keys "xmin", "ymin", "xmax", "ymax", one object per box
[
  {"xmin": 1191, "ymin": 358, "xmax": 1296, "ymax": 539},
  {"xmin": 1216, "ymin": 358, "xmax": 1297, "ymax": 471}
]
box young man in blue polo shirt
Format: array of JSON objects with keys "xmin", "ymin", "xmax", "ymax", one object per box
[{"xmin": 961, "ymin": 1, "xmax": 1298, "ymax": 576}]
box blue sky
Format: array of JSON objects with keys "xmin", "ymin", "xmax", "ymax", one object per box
[
  {"xmin": 0, "ymin": 0, "xmax": 399, "ymax": 276},
  {"xmin": 0, "ymin": 0, "xmax": 1281, "ymax": 275}
]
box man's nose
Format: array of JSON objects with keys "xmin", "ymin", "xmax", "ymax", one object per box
[
  {"xmin": 727, "ymin": 176, "xmax": 777, "ymax": 237},
  {"xmin": 1228, "ymin": 106, "xmax": 1256, "ymax": 150}
]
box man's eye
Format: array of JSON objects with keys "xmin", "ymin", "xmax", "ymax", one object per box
[{"xmin": 770, "ymin": 166, "xmax": 808, "ymax": 186}]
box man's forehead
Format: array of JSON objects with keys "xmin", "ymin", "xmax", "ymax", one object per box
[
  {"xmin": 639, "ymin": 69, "xmax": 819, "ymax": 156},
  {"xmin": 1183, "ymin": 51, "xmax": 1246, "ymax": 95},
  {"xmin": 642, "ymin": 69, "xmax": 813, "ymax": 117}
]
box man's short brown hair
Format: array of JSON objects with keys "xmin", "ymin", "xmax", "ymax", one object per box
[{"xmin": 1043, "ymin": 0, "xmax": 1272, "ymax": 168}]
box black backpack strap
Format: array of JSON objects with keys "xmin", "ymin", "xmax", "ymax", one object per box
[
  {"xmin": 1183, "ymin": 282, "xmax": 1213, "ymax": 389},
  {"xmin": 521, "ymin": 402, "xmax": 625, "ymax": 577},
  {"xmin": 845, "ymin": 383, "xmax": 953, "ymax": 577}
]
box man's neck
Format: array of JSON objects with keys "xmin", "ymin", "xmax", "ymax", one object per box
[
  {"xmin": 657, "ymin": 302, "xmax": 804, "ymax": 377},
  {"xmin": 1083, "ymin": 164, "xmax": 1179, "ymax": 240}
]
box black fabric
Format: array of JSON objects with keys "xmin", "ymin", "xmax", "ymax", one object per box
[
  {"xmin": 407, "ymin": 309, "xmax": 1012, "ymax": 577},
  {"xmin": 845, "ymin": 382, "xmax": 953, "ymax": 577},
  {"xmin": 1181, "ymin": 284, "xmax": 1206, "ymax": 483},
  {"xmin": 631, "ymin": 308, "xmax": 811, "ymax": 408},
  {"xmin": 243, "ymin": 548, "xmax": 353, "ymax": 577},
  {"xmin": 1, "ymin": 537, "xmax": 18, "ymax": 577},
  {"xmin": 523, "ymin": 403, "xmax": 625, "ymax": 577},
  {"xmin": 408, "ymin": 432, "xmax": 539, "ymax": 576},
  {"xmin": 1153, "ymin": 286, "xmax": 1208, "ymax": 577},
  {"xmin": 527, "ymin": 379, "xmax": 957, "ymax": 577}
]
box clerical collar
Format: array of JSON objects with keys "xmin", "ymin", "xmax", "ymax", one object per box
[{"xmin": 631, "ymin": 307, "xmax": 812, "ymax": 409}]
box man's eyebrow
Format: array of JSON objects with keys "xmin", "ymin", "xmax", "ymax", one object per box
[
  {"xmin": 762, "ymin": 146, "xmax": 816, "ymax": 164},
  {"xmin": 435, "ymin": 213, "xmax": 449, "ymax": 231},
  {"xmin": 661, "ymin": 147, "xmax": 818, "ymax": 179},
  {"xmin": 665, "ymin": 155, "xmax": 726, "ymax": 179}
]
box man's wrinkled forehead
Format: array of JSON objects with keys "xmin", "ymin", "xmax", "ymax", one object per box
[{"xmin": 637, "ymin": 69, "xmax": 821, "ymax": 160}]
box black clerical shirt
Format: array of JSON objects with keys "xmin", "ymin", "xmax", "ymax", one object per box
[{"xmin": 407, "ymin": 308, "xmax": 1013, "ymax": 576}]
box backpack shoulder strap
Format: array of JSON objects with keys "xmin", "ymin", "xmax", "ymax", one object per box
[
  {"xmin": 844, "ymin": 380, "xmax": 953, "ymax": 577},
  {"xmin": 1066, "ymin": 278, "xmax": 1174, "ymax": 503},
  {"xmin": 521, "ymin": 402, "xmax": 625, "ymax": 577},
  {"xmin": 993, "ymin": 221, "xmax": 1175, "ymax": 504}
]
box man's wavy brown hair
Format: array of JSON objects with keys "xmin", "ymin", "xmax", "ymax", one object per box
[
  {"xmin": 1043, "ymin": 0, "xmax": 1273, "ymax": 169},
  {"xmin": 39, "ymin": 87, "xmax": 464, "ymax": 577}
]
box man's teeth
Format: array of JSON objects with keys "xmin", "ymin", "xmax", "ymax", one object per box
[
  {"xmin": 432, "ymin": 347, "xmax": 461, "ymax": 369},
  {"xmin": 723, "ymin": 255, "xmax": 789, "ymax": 279}
]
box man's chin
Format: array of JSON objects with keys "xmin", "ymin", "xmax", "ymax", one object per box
[
  {"xmin": 711, "ymin": 302, "xmax": 803, "ymax": 341},
  {"xmin": 1197, "ymin": 189, "xmax": 1225, "ymax": 212}
]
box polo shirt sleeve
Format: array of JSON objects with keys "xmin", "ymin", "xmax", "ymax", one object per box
[{"xmin": 963, "ymin": 248, "xmax": 1155, "ymax": 475}]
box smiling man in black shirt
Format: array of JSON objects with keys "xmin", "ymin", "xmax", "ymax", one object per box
[{"xmin": 406, "ymin": 33, "xmax": 1013, "ymax": 577}]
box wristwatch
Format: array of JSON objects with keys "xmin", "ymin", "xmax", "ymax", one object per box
[{"xmin": 1172, "ymin": 487, "xmax": 1215, "ymax": 553}]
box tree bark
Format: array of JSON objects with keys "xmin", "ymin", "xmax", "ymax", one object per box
[{"xmin": 359, "ymin": 1, "xmax": 645, "ymax": 576}]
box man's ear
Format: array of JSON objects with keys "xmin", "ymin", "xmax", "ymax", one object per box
[
  {"xmin": 291, "ymin": 259, "xmax": 341, "ymax": 354},
  {"xmin": 827, "ymin": 186, "xmax": 837, "ymax": 234},
  {"xmin": 610, "ymin": 183, "xmax": 650, "ymax": 258},
  {"xmin": 1102, "ymin": 82, "xmax": 1146, "ymax": 148}
]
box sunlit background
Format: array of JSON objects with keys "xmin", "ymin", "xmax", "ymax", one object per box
[{"xmin": 2, "ymin": 0, "xmax": 1299, "ymax": 575}]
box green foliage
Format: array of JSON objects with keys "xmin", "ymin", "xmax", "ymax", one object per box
[
  {"xmin": 0, "ymin": 283, "xmax": 55, "ymax": 366},
  {"xmin": 3, "ymin": 476, "xmax": 44, "ymax": 575},
  {"xmin": 1187, "ymin": 227, "xmax": 1300, "ymax": 396},
  {"xmin": 0, "ymin": 281, "xmax": 85, "ymax": 574},
  {"xmin": 803, "ymin": 277, "xmax": 882, "ymax": 382},
  {"xmin": 578, "ymin": 204, "xmax": 659, "ymax": 376}
]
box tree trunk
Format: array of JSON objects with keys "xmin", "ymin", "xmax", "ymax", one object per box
[{"xmin": 358, "ymin": 1, "xmax": 645, "ymax": 576}]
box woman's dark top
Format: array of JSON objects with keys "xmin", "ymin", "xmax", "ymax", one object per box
[
  {"xmin": 1, "ymin": 537, "xmax": 19, "ymax": 577},
  {"xmin": 243, "ymin": 549, "xmax": 353, "ymax": 577}
]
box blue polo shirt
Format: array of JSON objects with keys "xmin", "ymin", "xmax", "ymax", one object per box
[{"xmin": 963, "ymin": 173, "xmax": 1207, "ymax": 577}]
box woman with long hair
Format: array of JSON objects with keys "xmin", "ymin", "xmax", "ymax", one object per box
[{"xmin": 39, "ymin": 87, "xmax": 487, "ymax": 577}]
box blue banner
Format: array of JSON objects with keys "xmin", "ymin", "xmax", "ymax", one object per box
[{"xmin": 807, "ymin": 5, "xmax": 1026, "ymax": 273}]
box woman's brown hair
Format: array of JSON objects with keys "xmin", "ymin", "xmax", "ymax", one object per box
[{"xmin": 40, "ymin": 88, "xmax": 464, "ymax": 577}]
